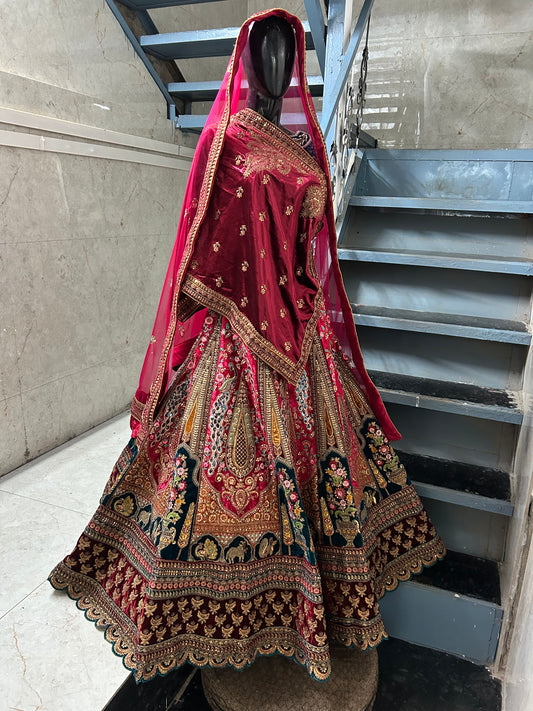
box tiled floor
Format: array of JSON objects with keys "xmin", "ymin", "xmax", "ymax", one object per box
[
  {"xmin": 1, "ymin": 413, "xmax": 502, "ymax": 711},
  {"xmin": 0, "ymin": 413, "xmax": 132, "ymax": 711}
]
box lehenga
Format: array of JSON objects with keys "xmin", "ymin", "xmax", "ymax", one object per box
[{"xmin": 49, "ymin": 8, "xmax": 445, "ymax": 683}]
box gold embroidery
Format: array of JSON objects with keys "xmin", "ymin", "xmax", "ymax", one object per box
[
  {"xmin": 215, "ymin": 276, "xmax": 223, "ymax": 288},
  {"xmin": 284, "ymin": 342, "xmax": 291, "ymax": 351},
  {"xmin": 260, "ymin": 249, "xmax": 266, "ymax": 258},
  {"xmin": 190, "ymin": 259, "xmax": 199, "ymax": 270},
  {"xmin": 150, "ymin": 335, "xmax": 156, "ymax": 344},
  {"xmin": 262, "ymin": 174, "xmax": 270, "ymax": 184},
  {"xmin": 261, "ymin": 321, "xmax": 268, "ymax": 331},
  {"xmin": 297, "ymin": 299, "xmax": 304, "ymax": 309},
  {"xmin": 279, "ymin": 275, "xmax": 288, "ymax": 286},
  {"xmin": 283, "ymin": 242, "xmax": 288, "ymax": 251},
  {"xmin": 235, "ymin": 154, "xmax": 244, "ymax": 165},
  {"xmin": 240, "ymin": 225, "xmax": 247, "ymax": 236},
  {"xmin": 299, "ymin": 233, "xmax": 307, "ymax": 243},
  {"xmin": 236, "ymin": 187, "xmax": 243, "ymax": 198},
  {"xmin": 285, "ymin": 205, "xmax": 294, "ymax": 216},
  {"xmin": 301, "ymin": 183, "xmax": 326, "ymax": 219},
  {"xmin": 296, "ymin": 266, "xmax": 303, "ymax": 277},
  {"xmin": 241, "ymin": 261, "xmax": 249, "ymax": 271},
  {"xmin": 241, "ymin": 140, "xmax": 293, "ymax": 179},
  {"xmin": 241, "ymin": 297, "xmax": 248, "ymax": 307},
  {"xmin": 215, "ymin": 209, "xmax": 221, "ymax": 221},
  {"xmin": 213, "ymin": 242, "xmax": 220, "ymax": 252},
  {"xmin": 259, "ymin": 211, "xmax": 266, "ymax": 222},
  {"xmin": 260, "ymin": 284, "xmax": 267, "ymax": 294},
  {"xmin": 280, "ymin": 309, "xmax": 286, "ymax": 318}
]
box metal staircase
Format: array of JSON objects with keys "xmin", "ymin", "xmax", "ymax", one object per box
[
  {"xmin": 104, "ymin": 0, "xmax": 533, "ymax": 677},
  {"xmin": 341, "ymin": 149, "xmax": 533, "ymax": 664}
]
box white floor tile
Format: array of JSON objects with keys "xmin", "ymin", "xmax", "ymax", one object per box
[
  {"xmin": 0, "ymin": 580, "xmax": 128, "ymax": 711},
  {"xmin": 0, "ymin": 490, "xmax": 89, "ymax": 619},
  {"xmin": 0, "ymin": 412, "xmax": 130, "ymax": 516}
]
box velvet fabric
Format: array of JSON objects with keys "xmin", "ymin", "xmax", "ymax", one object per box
[{"xmin": 131, "ymin": 7, "xmax": 400, "ymax": 443}]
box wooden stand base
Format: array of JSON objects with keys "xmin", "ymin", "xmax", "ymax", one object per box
[{"xmin": 202, "ymin": 646, "xmax": 378, "ymax": 711}]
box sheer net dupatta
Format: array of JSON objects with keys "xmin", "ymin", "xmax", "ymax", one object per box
[{"xmin": 131, "ymin": 8, "xmax": 400, "ymax": 443}]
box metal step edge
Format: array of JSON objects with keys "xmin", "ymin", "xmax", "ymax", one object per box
[
  {"xmin": 338, "ymin": 248, "xmax": 533, "ymax": 276},
  {"xmin": 412, "ymin": 480, "xmax": 513, "ymax": 516},
  {"xmin": 120, "ymin": 0, "xmax": 229, "ymax": 8},
  {"xmin": 140, "ymin": 22, "xmax": 313, "ymax": 60},
  {"xmin": 380, "ymin": 580, "xmax": 502, "ymax": 665},
  {"xmin": 352, "ymin": 312, "xmax": 531, "ymax": 345},
  {"xmin": 169, "ymin": 75, "xmax": 324, "ymax": 99},
  {"xmin": 349, "ymin": 196, "xmax": 533, "ymax": 214},
  {"xmin": 177, "ymin": 112, "xmax": 323, "ymax": 130},
  {"xmin": 378, "ymin": 388, "xmax": 523, "ymax": 424}
]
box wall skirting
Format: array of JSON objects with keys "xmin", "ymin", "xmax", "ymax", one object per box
[{"xmin": 0, "ymin": 106, "xmax": 194, "ymax": 169}]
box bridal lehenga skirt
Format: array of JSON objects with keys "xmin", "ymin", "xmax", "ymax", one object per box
[{"xmin": 49, "ymin": 306, "xmax": 445, "ymax": 681}]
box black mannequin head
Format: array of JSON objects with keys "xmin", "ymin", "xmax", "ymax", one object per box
[{"xmin": 242, "ymin": 16, "xmax": 296, "ymax": 125}]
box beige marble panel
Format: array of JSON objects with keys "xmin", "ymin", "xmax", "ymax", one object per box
[
  {"xmin": 365, "ymin": 32, "xmax": 533, "ymax": 149},
  {"xmin": 371, "ymin": 0, "xmax": 532, "ymax": 41},
  {"xmin": 17, "ymin": 349, "xmax": 141, "ymax": 467},
  {"xmin": 0, "ymin": 394, "xmax": 28, "ymax": 478},
  {"xmin": 0, "ymin": 70, "xmax": 176, "ymax": 143},
  {"xmin": 0, "ymin": 581, "xmax": 128, "ymax": 711}
]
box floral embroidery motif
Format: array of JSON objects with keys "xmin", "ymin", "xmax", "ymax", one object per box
[
  {"xmin": 260, "ymin": 249, "xmax": 266, "ymax": 258},
  {"xmin": 213, "ymin": 242, "xmax": 220, "ymax": 252},
  {"xmin": 324, "ymin": 456, "xmax": 357, "ymax": 521},
  {"xmin": 296, "ymin": 266, "xmax": 304, "ymax": 277},
  {"xmin": 259, "ymin": 211, "xmax": 266, "ymax": 222},
  {"xmin": 284, "ymin": 342, "xmax": 291, "ymax": 351},
  {"xmin": 262, "ymin": 174, "xmax": 271, "ymax": 184},
  {"xmin": 299, "ymin": 233, "xmax": 306, "ymax": 243},
  {"xmin": 215, "ymin": 209, "xmax": 221, "ymax": 220},
  {"xmin": 280, "ymin": 309, "xmax": 286, "ymax": 318},
  {"xmin": 297, "ymin": 299, "xmax": 304, "ymax": 309},
  {"xmin": 283, "ymin": 242, "xmax": 288, "ymax": 251},
  {"xmin": 285, "ymin": 205, "xmax": 294, "ymax": 216},
  {"xmin": 235, "ymin": 154, "xmax": 244, "ymax": 165},
  {"xmin": 241, "ymin": 139, "xmax": 293, "ymax": 179},
  {"xmin": 279, "ymin": 275, "xmax": 288, "ymax": 286},
  {"xmin": 236, "ymin": 187, "xmax": 243, "ymax": 198},
  {"xmin": 240, "ymin": 225, "xmax": 247, "ymax": 236},
  {"xmin": 260, "ymin": 284, "xmax": 267, "ymax": 294},
  {"xmin": 150, "ymin": 335, "xmax": 156, "ymax": 343},
  {"xmin": 261, "ymin": 321, "xmax": 269, "ymax": 331},
  {"xmin": 241, "ymin": 297, "xmax": 248, "ymax": 308},
  {"xmin": 215, "ymin": 276, "xmax": 224, "ymax": 288},
  {"xmin": 241, "ymin": 261, "xmax": 249, "ymax": 271},
  {"xmin": 190, "ymin": 259, "xmax": 199, "ymax": 270},
  {"xmin": 301, "ymin": 183, "xmax": 326, "ymax": 218}
]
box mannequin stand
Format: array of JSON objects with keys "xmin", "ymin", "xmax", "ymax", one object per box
[{"xmin": 202, "ymin": 646, "xmax": 378, "ymax": 711}]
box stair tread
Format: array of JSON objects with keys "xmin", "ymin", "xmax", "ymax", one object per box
[
  {"xmin": 141, "ymin": 23, "xmax": 313, "ymax": 59},
  {"xmin": 338, "ymin": 247, "xmax": 533, "ymax": 275},
  {"xmin": 370, "ymin": 371, "xmax": 518, "ymax": 409},
  {"xmin": 399, "ymin": 450, "xmax": 511, "ymax": 502},
  {"xmin": 353, "ymin": 304, "xmax": 529, "ymax": 334},
  {"xmin": 169, "ymin": 75, "xmax": 323, "ymax": 99},
  {"xmin": 415, "ymin": 550, "xmax": 500, "ymax": 605},
  {"xmin": 349, "ymin": 195, "xmax": 533, "ymax": 214}
]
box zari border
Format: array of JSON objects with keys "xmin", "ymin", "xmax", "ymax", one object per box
[
  {"xmin": 182, "ymin": 275, "xmax": 324, "ymax": 385},
  {"xmin": 48, "ymin": 563, "xmax": 332, "ymax": 683}
]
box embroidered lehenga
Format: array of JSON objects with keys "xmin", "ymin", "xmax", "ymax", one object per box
[{"xmin": 49, "ymin": 9, "xmax": 445, "ymax": 683}]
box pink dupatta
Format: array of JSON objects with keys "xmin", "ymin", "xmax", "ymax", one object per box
[{"xmin": 131, "ymin": 8, "xmax": 400, "ymax": 443}]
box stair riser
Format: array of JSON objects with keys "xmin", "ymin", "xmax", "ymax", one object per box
[
  {"xmin": 342, "ymin": 211, "xmax": 533, "ymax": 261},
  {"xmin": 421, "ymin": 498, "xmax": 508, "ymax": 563},
  {"xmin": 342, "ymin": 262, "xmax": 531, "ymax": 325},
  {"xmin": 386, "ymin": 405, "xmax": 518, "ymax": 473},
  {"xmin": 380, "ymin": 582, "xmax": 503, "ymax": 665},
  {"xmin": 358, "ymin": 328, "xmax": 527, "ymax": 392}
]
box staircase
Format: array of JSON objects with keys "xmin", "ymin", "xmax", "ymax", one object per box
[
  {"xmin": 339, "ymin": 148, "xmax": 533, "ymax": 664},
  {"xmin": 104, "ymin": 0, "xmax": 533, "ymax": 691}
]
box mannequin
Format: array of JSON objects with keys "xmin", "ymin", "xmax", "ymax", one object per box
[{"xmin": 242, "ymin": 16, "xmax": 296, "ymax": 126}]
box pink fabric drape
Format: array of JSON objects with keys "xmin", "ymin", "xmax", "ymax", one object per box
[{"xmin": 131, "ymin": 8, "xmax": 400, "ymax": 443}]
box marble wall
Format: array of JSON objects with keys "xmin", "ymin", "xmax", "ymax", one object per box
[{"xmin": 0, "ymin": 0, "xmax": 197, "ymax": 476}]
